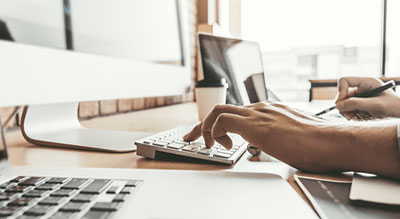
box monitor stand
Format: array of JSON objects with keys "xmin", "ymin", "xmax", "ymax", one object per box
[{"xmin": 21, "ymin": 102, "xmax": 151, "ymax": 152}]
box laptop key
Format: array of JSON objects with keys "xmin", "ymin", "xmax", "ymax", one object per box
[
  {"xmin": 8, "ymin": 197, "xmax": 34, "ymax": 206},
  {"xmin": 112, "ymin": 194, "xmax": 128, "ymax": 202},
  {"xmin": 39, "ymin": 197, "xmax": 65, "ymax": 206},
  {"xmin": 59, "ymin": 202, "xmax": 85, "ymax": 212},
  {"xmin": 80, "ymin": 179, "xmax": 111, "ymax": 194},
  {"xmin": 35, "ymin": 183, "xmax": 58, "ymax": 190},
  {"xmin": 19, "ymin": 177, "xmax": 47, "ymax": 186},
  {"xmin": 0, "ymin": 193, "xmax": 19, "ymax": 201},
  {"xmin": 91, "ymin": 202, "xmax": 119, "ymax": 211},
  {"xmin": 25, "ymin": 205, "xmax": 54, "ymax": 216},
  {"xmin": 23, "ymin": 190, "xmax": 48, "ymax": 198},
  {"xmin": 125, "ymin": 180, "xmax": 139, "ymax": 187},
  {"xmin": 10, "ymin": 176, "xmax": 28, "ymax": 183},
  {"xmin": 62, "ymin": 179, "xmax": 89, "ymax": 190},
  {"xmin": 0, "ymin": 206, "xmax": 21, "ymax": 216},
  {"xmin": 49, "ymin": 212, "xmax": 75, "ymax": 219},
  {"xmin": 106, "ymin": 186, "xmax": 119, "ymax": 194},
  {"xmin": 0, "ymin": 182, "xmax": 16, "ymax": 189},
  {"xmin": 82, "ymin": 210, "xmax": 110, "ymax": 219},
  {"xmin": 70, "ymin": 194, "xmax": 95, "ymax": 203},
  {"xmin": 46, "ymin": 178, "xmax": 70, "ymax": 184},
  {"xmin": 50, "ymin": 189, "xmax": 77, "ymax": 197},
  {"xmin": 6, "ymin": 186, "xmax": 32, "ymax": 193},
  {"xmin": 119, "ymin": 186, "xmax": 134, "ymax": 194}
]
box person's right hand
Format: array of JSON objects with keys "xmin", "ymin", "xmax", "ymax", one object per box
[{"xmin": 335, "ymin": 77, "xmax": 400, "ymax": 118}]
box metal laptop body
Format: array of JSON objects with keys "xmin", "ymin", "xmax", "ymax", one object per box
[{"xmin": 0, "ymin": 120, "xmax": 317, "ymax": 219}]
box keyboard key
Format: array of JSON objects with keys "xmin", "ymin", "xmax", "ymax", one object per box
[
  {"xmin": 143, "ymin": 139, "xmax": 155, "ymax": 144},
  {"xmin": 106, "ymin": 186, "xmax": 119, "ymax": 194},
  {"xmin": 197, "ymin": 148, "xmax": 216, "ymax": 155},
  {"xmin": 80, "ymin": 179, "xmax": 111, "ymax": 194},
  {"xmin": 182, "ymin": 145, "xmax": 202, "ymax": 152},
  {"xmin": 152, "ymin": 141, "xmax": 168, "ymax": 147},
  {"xmin": 62, "ymin": 179, "xmax": 89, "ymax": 190},
  {"xmin": 6, "ymin": 186, "xmax": 32, "ymax": 193},
  {"xmin": 217, "ymin": 150, "xmax": 234, "ymax": 155},
  {"xmin": 0, "ymin": 182, "xmax": 16, "ymax": 189},
  {"xmin": 50, "ymin": 189, "xmax": 77, "ymax": 197},
  {"xmin": 19, "ymin": 177, "xmax": 47, "ymax": 186},
  {"xmin": 213, "ymin": 152, "xmax": 231, "ymax": 159},
  {"xmin": 167, "ymin": 143, "xmax": 184, "ymax": 149},
  {"xmin": 82, "ymin": 210, "xmax": 110, "ymax": 219},
  {"xmin": 10, "ymin": 176, "xmax": 28, "ymax": 183},
  {"xmin": 59, "ymin": 202, "xmax": 85, "ymax": 212},
  {"xmin": 39, "ymin": 197, "xmax": 65, "ymax": 206},
  {"xmin": 91, "ymin": 202, "xmax": 119, "ymax": 211},
  {"xmin": 112, "ymin": 194, "xmax": 128, "ymax": 202},
  {"xmin": 175, "ymin": 140, "xmax": 189, "ymax": 145},
  {"xmin": 119, "ymin": 186, "xmax": 134, "ymax": 194},
  {"xmin": 46, "ymin": 178, "xmax": 70, "ymax": 184},
  {"xmin": 70, "ymin": 194, "xmax": 95, "ymax": 203},
  {"xmin": 8, "ymin": 197, "xmax": 34, "ymax": 206},
  {"xmin": 49, "ymin": 212, "xmax": 75, "ymax": 219},
  {"xmin": 35, "ymin": 183, "xmax": 59, "ymax": 190},
  {"xmin": 0, "ymin": 193, "xmax": 19, "ymax": 201},
  {"xmin": 0, "ymin": 206, "xmax": 20, "ymax": 216},
  {"xmin": 25, "ymin": 205, "xmax": 54, "ymax": 216},
  {"xmin": 125, "ymin": 180, "xmax": 139, "ymax": 187},
  {"xmin": 23, "ymin": 190, "xmax": 48, "ymax": 198}
]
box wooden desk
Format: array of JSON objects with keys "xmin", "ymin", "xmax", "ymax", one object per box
[{"xmin": 5, "ymin": 102, "xmax": 323, "ymax": 210}]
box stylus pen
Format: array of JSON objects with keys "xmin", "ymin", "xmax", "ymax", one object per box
[{"xmin": 314, "ymin": 80, "xmax": 396, "ymax": 116}]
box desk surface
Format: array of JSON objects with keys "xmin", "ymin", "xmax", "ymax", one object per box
[{"xmin": 5, "ymin": 102, "xmax": 348, "ymax": 212}]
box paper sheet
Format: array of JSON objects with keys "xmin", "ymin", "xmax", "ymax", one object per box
[{"xmin": 350, "ymin": 174, "xmax": 400, "ymax": 205}]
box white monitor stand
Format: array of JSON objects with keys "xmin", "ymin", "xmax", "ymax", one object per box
[{"xmin": 21, "ymin": 103, "xmax": 151, "ymax": 152}]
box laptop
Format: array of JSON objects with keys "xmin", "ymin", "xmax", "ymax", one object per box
[{"xmin": 0, "ymin": 121, "xmax": 317, "ymax": 219}]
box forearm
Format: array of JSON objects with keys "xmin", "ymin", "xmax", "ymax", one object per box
[{"xmin": 321, "ymin": 123, "xmax": 400, "ymax": 179}]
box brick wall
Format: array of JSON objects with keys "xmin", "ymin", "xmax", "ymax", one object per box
[{"xmin": 0, "ymin": 0, "xmax": 198, "ymax": 128}]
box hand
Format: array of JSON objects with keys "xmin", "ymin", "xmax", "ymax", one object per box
[
  {"xmin": 184, "ymin": 102, "xmax": 345, "ymax": 172},
  {"xmin": 335, "ymin": 77, "xmax": 400, "ymax": 118}
]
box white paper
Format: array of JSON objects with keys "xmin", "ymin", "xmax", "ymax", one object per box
[{"xmin": 350, "ymin": 174, "xmax": 400, "ymax": 205}]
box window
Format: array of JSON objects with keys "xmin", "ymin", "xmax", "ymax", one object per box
[{"xmin": 241, "ymin": 0, "xmax": 382, "ymax": 101}]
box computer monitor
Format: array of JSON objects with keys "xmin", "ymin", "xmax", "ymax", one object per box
[{"xmin": 0, "ymin": 0, "xmax": 192, "ymax": 152}]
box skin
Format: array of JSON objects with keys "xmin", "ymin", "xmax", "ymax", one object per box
[{"xmin": 184, "ymin": 77, "xmax": 400, "ymax": 179}]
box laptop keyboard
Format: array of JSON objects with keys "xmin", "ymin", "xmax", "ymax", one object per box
[
  {"xmin": 0, "ymin": 176, "xmax": 142, "ymax": 219},
  {"xmin": 135, "ymin": 125, "xmax": 248, "ymax": 164}
]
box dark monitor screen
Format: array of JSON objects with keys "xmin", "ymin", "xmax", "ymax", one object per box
[{"xmin": 198, "ymin": 34, "xmax": 265, "ymax": 105}]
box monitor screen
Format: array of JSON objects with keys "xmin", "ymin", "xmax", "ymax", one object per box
[
  {"xmin": 199, "ymin": 34, "xmax": 265, "ymax": 105},
  {"xmin": 0, "ymin": 0, "xmax": 183, "ymax": 66}
]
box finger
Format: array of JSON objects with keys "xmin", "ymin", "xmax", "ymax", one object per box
[
  {"xmin": 202, "ymin": 105, "xmax": 250, "ymax": 147},
  {"xmin": 336, "ymin": 97, "xmax": 376, "ymax": 113},
  {"xmin": 211, "ymin": 113, "xmax": 246, "ymax": 149},
  {"xmin": 336, "ymin": 77, "xmax": 382, "ymax": 103},
  {"xmin": 183, "ymin": 122, "xmax": 202, "ymax": 142}
]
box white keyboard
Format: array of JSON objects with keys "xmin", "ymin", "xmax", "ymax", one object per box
[{"xmin": 135, "ymin": 125, "xmax": 248, "ymax": 164}]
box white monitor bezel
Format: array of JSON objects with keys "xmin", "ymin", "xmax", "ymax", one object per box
[{"xmin": 0, "ymin": 0, "xmax": 192, "ymax": 108}]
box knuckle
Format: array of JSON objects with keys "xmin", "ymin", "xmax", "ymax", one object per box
[{"xmin": 213, "ymin": 104, "xmax": 226, "ymax": 112}]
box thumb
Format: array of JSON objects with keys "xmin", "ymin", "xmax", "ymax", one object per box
[{"xmin": 335, "ymin": 97, "xmax": 375, "ymax": 113}]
